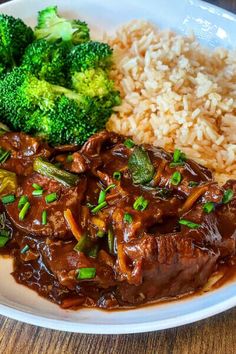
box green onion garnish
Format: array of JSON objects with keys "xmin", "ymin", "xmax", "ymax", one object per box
[
  {"xmin": 124, "ymin": 138, "xmax": 135, "ymax": 148},
  {"xmin": 32, "ymin": 189, "xmax": 44, "ymax": 196},
  {"xmin": 88, "ymin": 244, "xmax": 99, "ymax": 258},
  {"xmin": 113, "ymin": 171, "xmax": 121, "ymax": 181},
  {"xmin": 33, "ymin": 157, "xmax": 79, "ymax": 187},
  {"xmin": 0, "ymin": 148, "xmax": 11, "ymax": 164},
  {"xmin": 133, "ymin": 196, "xmax": 149, "ymax": 211},
  {"xmin": 74, "ymin": 234, "xmax": 88, "ymax": 253},
  {"xmin": 203, "ymin": 202, "xmax": 215, "ymax": 214},
  {"xmin": 170, "ymin": 171, "xmax": 182, "ymax": 186},
  {"xmin": 91, "ymin": 201, "xmax": 107, "ymax": 214},
  {"xmin": 179, "ymin": 219, "xmax": 200, "ymax": 229},
  {"xmin": 97, "ymin": 230, "xmax": 105, "ymax": 238},
  {"xmin": 21, "ymin": 244, "xmax": 30, "ymax": 254},
  {"xmin": 97, "ymin": 184, "xmax": 115, "ymax": 205},
  {"xmin": 105, "ymin": 184, "xmax": 116, "ymax": 192},
  {"xmin": 76, "ymin": 267, "xmax": 96, "ymax": 280},
  {"xmin": 124, "ymin": 213, "xmax": 133, "ymax": 223},
  {"xmin": 1, "ymin": 194, "xmax": 15, "ymax": 204},
  {"xmin": 19, "ymin": 201, "xmax": 30, "ymax": 221},
  {"xmin": 0, "ymin": 234, "xmax": 9, "ymax": 247},
  {"xmin": 32, "ymin": 183, "xmax": 42, "ymax": 190},
  {"xmin": 170, "ymin": 149, "xmax": 186, "ymax": 168},
  {"xmin": 108, "ymin": 229, "xmax": 114, "ymax": 254},
  {"xmin": 42, "ymin": 210, "xmax": 47, "ymax": 225},
  {"xmin": 222, "ymin": 189, "xmax": 234, "ymax": 204},
  {"xmin": 66, "ymin": 154, "xmax": 74, "ymax": 163},
  {"xmin": 18, "ymin": 195, "xmax": 28, "ymax": 209},
  {"xmin": 188, "ymin": 181, "xmax": 199, "ymax": 188},
  {"xmin": 98, "ymin": 190, "xmax": 106, "ymax": 204},
  {"xmin": 45, "ymin": 192, "xmax": 58, "ymax": 204}
]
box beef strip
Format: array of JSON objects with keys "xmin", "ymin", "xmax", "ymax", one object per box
[
  {"xmin": 0, "ymin": 131, "xmax": 235, "ymax": 309},
  {"xmin": 0, "ymin": 132, "xmax": 52, "ymax": 176},
  {"xmin": 6, "ymin": 173, "xmax": 87, "ymax": 239}
]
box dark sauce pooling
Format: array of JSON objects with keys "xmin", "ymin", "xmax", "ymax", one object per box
[{"xmin": 0, "ymin": 130, "xmax": 235, "ymax": 309}]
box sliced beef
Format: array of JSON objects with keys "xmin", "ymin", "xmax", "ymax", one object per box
[
  {"xmin": 1, "ymin": 130, "xmax": 235, "ymax": 310},
  {"xmin": 40, "ymin": 240, "xmax": 116, "ymax": 289},
  {"xmin": 6, "ymin": 173, "xmax": 87, "ymax": 239},
  {"xmin": 118, "ymin": 233, "xmax": 219, "ymax": 304},
  {"xmin": 0, "ymin": 132, "xmax": 52, "ymax": 176}
]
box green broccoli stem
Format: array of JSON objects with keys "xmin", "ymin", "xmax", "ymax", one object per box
[
  {"xmin": 50, "ymin": 84, "xmax": 85, "ymax": 104},
  {"xmin": 33, "ymin": 157, "xmax": 79, "ymax": 187}
]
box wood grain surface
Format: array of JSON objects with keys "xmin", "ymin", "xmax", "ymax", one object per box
[{"xmin": 0, "ymin": 1, "xmax": 236, "ymax": 353}]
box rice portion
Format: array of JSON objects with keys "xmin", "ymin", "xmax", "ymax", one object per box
[{"xmin": 106, "ymin": 20, "xmax": 236, "ymax": 183}]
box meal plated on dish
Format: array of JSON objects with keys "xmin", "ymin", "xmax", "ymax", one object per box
[{"xmin": 0, "ymin": 5, "xmax": 235, "ymax": 311}]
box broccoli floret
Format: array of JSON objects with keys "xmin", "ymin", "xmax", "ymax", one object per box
[
  {"xmin": 0, "ymin": 14, "xmax": 34, "ymax": 74},
  {"xmin": 71, "ymin": 68, "xmax": 116, "ymax": 97},
  {"xmin": 35, "ymin": 6, "xmax": 90, "ymax": 45},
  {"xmin": 21, "ymin": 39, "xmax": 68, "ymax": 85},
  {"xmin": 0, "ymin": 68, "xmax": 119, "ymax": 145},
  {"xmin": 68, "ymin": 41, "xmax": 113, "ymax": 72}
]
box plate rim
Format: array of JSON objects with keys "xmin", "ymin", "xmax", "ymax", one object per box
[
  {"xmin": 0, "ymin": 0, "xmax": 236, "ymax": 334},
  {"xmin": 0, "ymin": 293, "xmax": 236, "ymax": 334}
]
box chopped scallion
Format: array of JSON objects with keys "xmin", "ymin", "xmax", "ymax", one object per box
[
  {"xmin": 91, "ymin": 201, "xmax": 107, "ymax": 214},
  {"xmin": 76, "ymin": 267, "xmax": 96, "ymax": 280},
  {"xmin": 113, "ymin": 171, "xmax": 121, "ymax": 181},
  {"xmin": 98, "ymin": 190, "xmax": 106, "ymax": 204},
  {"xmin": 105, "ymin": 184, "xmax": 116, "ymax": 192},
  {"xmin": 108, "ymin": 229, "xmax": 114, "ymax": 254},
  {"xmin": 74, "ymin": 234, "xmax": 88, "ymax": 253},
  {"xmin": 222, "ymin": 189, "xmax": 234, "ymax": 204},
  {"xmin": 21, "ymin": 244, "xmax": 30, "ymax": 254},
  {"xmin": 32, "ymin": 189, "xmax": 44, "ymax": 196},
  {"xmin": 124, "ymin": 213, "xmax": 133, "ymax": 223},
  {"xmin": 19, "ymin": 201, "xmax": 30, "ymax": 221},
  {"xmin": 170, "ymin": 171, "xmax": 182, "ymax": 186},
  {"xmin": 18, "ymin": 195, "xmax": 28, "ymax": 209},
  {"xmin": 124, "ymin": 138, "xmax": 135, "ymax": 148},
  {"xmin": 32, "ymin": 183, "xmax": 42, "ymax": 190},
  {"xmin": 133, "ymin": 196, "xmax": 149, "ymax": 211},
  {"xmin": 170, "ymin": 149, "xmax": 186, "ymax": 168},
  {"xmin": 179, "ymin": 219, "xmax": 200, "ymax": 229},
  {"xmin": 203, "ymin": 202, "xmax": 215, "ymax": 214},
  {"xmin": 42, "ymin": 210, "xmax": 47, "ymax": 225},
  {"xmin": 45, "ymin": 192, "xmax": 58, "ymax": 204},
  {"xmin": 33, "ymin": 157, "xmax": 79, "ymax": 187},
  {"xmin": 1, "ymin": 194, "xmax": 15, "ymax": 204}
]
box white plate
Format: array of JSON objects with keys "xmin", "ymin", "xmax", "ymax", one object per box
[{"xmin": 0, "ymin": 0, "xmax": 236, "ymax": 334}]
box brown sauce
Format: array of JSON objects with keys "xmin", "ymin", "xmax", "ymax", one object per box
[{"xmin": 0, "ymin": 130, "xmax": 235, "ymax": 310}]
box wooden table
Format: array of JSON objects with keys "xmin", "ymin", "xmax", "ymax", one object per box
[{"xmin": 0, "ymin": 0, "xmax": 236, "ymax": 353}]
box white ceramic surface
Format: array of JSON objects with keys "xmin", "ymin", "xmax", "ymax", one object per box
[{"xmin": 0, "ymin": 0, "xmax": 236, "ymax": 334}]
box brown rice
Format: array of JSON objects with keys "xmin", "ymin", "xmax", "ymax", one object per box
[{"xmin": 106, "ymin": 20, "xmax": 236, "ymax": 183}]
